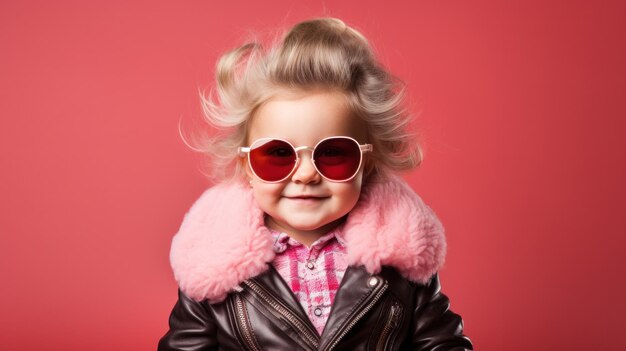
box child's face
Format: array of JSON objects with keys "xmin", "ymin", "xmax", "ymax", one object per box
[{"xmin": 245, "ymin": 90, "xmax": 367, "ymax": 242}]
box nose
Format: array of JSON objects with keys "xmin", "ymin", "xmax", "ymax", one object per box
[{"xmin": 291, "ymin": 153, "xmax": 321, "ymax": 184}]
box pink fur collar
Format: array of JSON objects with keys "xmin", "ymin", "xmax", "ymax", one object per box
[{"xmin": 169, "ymin": 175, "xmax": 447, "ymax": 302}]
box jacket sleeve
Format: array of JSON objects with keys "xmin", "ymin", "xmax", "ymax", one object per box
[
  {"xmin": 158, "ymin": 289, "xmax": 219, "ymax": 351},
  {"xmin": 410, "ymin": 273, "xmax": 473, "ymax": 350}
]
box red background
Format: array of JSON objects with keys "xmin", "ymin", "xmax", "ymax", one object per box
[{"xmin": 1, "ymin": 1, "xmax": 625, "ymax": 350}]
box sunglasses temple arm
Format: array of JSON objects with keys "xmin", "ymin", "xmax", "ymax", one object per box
[
  {"xmin": 360, "ymin": 144, "xmax": 373, "ymax": 153},
  {"xmin": 238, "ymin": 147, "xmax": 251, "ymax": 157}
]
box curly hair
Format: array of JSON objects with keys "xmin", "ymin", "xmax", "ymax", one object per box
[{"xmin": 182, "ymin": 17, "xmax": 422, "ymax": 183}]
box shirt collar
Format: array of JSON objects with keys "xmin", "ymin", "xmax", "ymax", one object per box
[{"xmin": 270, "ymin": 225, "xmax": 346, "ymax": 254}]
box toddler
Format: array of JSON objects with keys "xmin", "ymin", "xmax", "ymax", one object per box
[{"xmin": 158, "ymin": 17, "xmax": 473, "ymax": 351}]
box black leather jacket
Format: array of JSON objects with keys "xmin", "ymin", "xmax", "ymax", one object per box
[{"xmin": 158, "ymin": 265, "xmax": 472, "ymax": 350}]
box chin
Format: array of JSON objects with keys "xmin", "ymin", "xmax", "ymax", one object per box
[
  {"xmin": 288, "ymin": 221, "xmax": 328, "ymax": 231},
  {"xmin": 298, "ymin": 216, "xmax": 346, "ymax": 230},
  {"xmin": 284, "ymin": 216, "xmax": 332, "ymax": 231}
]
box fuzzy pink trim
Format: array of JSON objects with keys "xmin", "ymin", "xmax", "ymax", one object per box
[
  {"xmin": 169, "ymin": 180, "xmax": 274, "ymax": 303},
  {"xmin": 169, "ymin": 175, "xmax": 446, "ymax": 302},
  {"xmin": 342, "ymin": 177, "xmax": 446, "ymax": 282}
]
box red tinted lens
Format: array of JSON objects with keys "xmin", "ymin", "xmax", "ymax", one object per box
[
  {"xmin": 313, "ymin": 138, "xmax": 361, "ymax": 181},
  {"xmin": 249, "ymin": 139, "xmax": 296, "ymax": 182}
]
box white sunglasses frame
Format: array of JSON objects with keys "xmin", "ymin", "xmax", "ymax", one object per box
[{"xmin": 238, "ymin": 136, "xmax": 373, "ymax": 183}]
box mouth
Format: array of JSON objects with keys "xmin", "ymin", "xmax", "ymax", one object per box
[{"xmin": 285, "ymin": 195, "xmax": 329, "ymax": 202}]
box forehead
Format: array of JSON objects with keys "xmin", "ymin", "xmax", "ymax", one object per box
[{"xmin": 247, "ymin": 90, "xmax": 367, "ymax": 145}]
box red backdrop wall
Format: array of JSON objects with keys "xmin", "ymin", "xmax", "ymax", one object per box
[{"xmin": 1, "ymin": 1, "xmax": 625, "ymax": 350}]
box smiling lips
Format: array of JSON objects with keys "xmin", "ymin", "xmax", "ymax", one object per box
[{"xmin": 286, "ymin": 195, "xmax": 328, "ymax": 200}]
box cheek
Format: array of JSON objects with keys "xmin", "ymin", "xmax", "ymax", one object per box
[
  {"xmin": 344, "ymin": 172, "xmax": 364, "ymax": 201},
  {"xmin": 252, "ymin": 184, "xmax": 283, "ymax": 208},
  {"xmin": 332, "ymin": 182, "xmax": 363, "ymax": 209}
]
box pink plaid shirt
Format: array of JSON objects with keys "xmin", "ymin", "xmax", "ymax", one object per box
[{"xmin": 269, "ymin": 227, "xmax": 348, "ymax": 335}]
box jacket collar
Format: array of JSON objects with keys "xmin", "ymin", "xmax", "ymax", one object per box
[{"xmin": 169, "ymin": 175, "xmax": 447, "ymax": 302}]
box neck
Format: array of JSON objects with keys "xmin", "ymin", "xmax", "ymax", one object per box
[{"xmin": 264, "ymin": 215, "xmax": 345, "ymax": 247}]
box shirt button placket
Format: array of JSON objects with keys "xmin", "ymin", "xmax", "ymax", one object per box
[{"xmin": 313, "ymin": 307, "xmax": 323, "ymax": 317}]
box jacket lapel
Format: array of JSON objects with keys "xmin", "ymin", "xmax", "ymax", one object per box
[
  {"xmin": 250, "ymin": 265, "xmax": 317, "ymax": 331},
  {"xmin": 243, "ymin": 266, "xmax": 320, "ymax": 350},
  {"xmin": 318, "ymin": 266, "xmax": 389, "ymax": 350}
]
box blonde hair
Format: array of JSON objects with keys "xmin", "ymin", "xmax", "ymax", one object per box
[{"xmin": 183, "ymin": 17, "xmax": 423, "ymax": 183}]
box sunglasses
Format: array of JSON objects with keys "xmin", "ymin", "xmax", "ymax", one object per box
[{"xmin": 238, "ymin": 136, "xmax": 373, "ymax": 183}]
